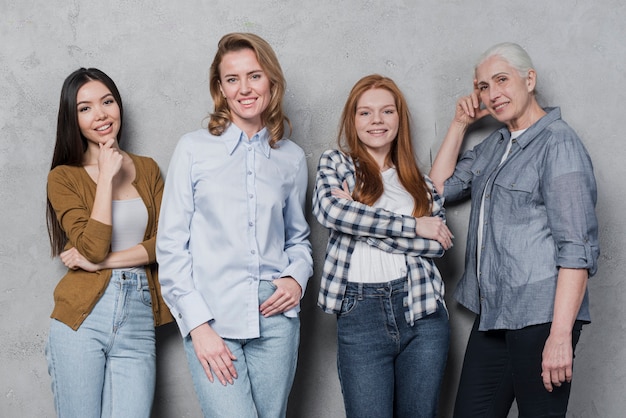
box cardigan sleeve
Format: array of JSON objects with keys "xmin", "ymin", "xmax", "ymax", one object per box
[
  {"xmin": 136, "ymin": 157, "xmax": 164, "ymax": 264},
  {"xmin": 47, "ymin": 166, "xmax": 112, "ymax": 263}
]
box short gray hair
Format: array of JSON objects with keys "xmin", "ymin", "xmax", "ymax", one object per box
[{"xmin": 475, "ymin": 42, "xmax": 535, "ymax": 78}]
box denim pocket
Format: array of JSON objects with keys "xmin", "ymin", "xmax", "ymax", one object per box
[
  {"xmin": 140, "ymin": 286, "xmax": 152, "ymax": 307},
  {"xmin": 338, "ymin": 295, "xmax": 358, "ymax": 317}
]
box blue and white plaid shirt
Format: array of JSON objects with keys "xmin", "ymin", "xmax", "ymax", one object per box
[{"xmin": 312, "ymin": 149, "xmax": 447, "ymax": 325}]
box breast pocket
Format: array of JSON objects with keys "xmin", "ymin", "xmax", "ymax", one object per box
[
  {"xmin": 469, "ymin": 152, "xmax": 493, "ymax": 179},
  {"xmin": 492, "ymin": 167, "xmax": 539, "ymax": 219}
]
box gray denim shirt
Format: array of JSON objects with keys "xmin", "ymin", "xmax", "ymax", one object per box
[{"xmin": 444, "ymin": 107, "xmax": 599, "ymax": 331}]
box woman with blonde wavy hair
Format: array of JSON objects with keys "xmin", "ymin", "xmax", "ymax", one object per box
[
  {"xmin": 156, "ymin": 32, "xmax": 312, "ymax": 418},
  {"xmin": 313, "ymin": 74, "xmax": 453, "ymax": 418}
]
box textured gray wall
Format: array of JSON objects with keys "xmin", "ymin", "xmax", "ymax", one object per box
[{"xmin": 1, "ymin": 1, "xmax": 624, "ymax": 417}]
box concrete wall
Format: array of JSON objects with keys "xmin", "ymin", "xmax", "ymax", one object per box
[{"xmin": 1, "ymin": 1, "xmax": 624, "ymax": 416}]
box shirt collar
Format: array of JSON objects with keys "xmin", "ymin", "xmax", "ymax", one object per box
[
  {"xmin": 222, "ymin": 123, "xmax": 271, "ymax": 158},
  {"xmin": 500, "ymin": 107, "xmax": 561, "ymax": 149}
]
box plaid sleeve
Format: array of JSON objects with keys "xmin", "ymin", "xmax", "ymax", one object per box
[
  {"xmin": 425, "ymin": 175, "xmax": 446, "ymax": 222},
  {"xmin": 361, "ymin": 176, "xmax": 447, "ymax": 258},
  {"xmin": 364, "ymin": 236, "xmax": 444, "ymax": 258},
  {"xmin": 312, "ymin": 149, "xmax": 418, "ymax": 239}
]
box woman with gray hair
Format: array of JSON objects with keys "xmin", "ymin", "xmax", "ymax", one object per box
[{"xmin": 430, "ymin": 42, "xmax": 599, "ymax": 417}]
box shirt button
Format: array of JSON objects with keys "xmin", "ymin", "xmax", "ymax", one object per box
[
  {"xmin": 248, "ymin": 221, "xmax": 254, "ymax": 227},
  {"xmin": 248, "ymin": 146, "xmax": 252, "ymax": 151},
  {"xmin": 247, "ymin": 171, "xmax": 252, "ymax": 175},
  {"xmin": 249, "ymin": 194, "xmax": 254, "ymax": 199},
  {"xmin": 251, "ymin": 250, "xmax": 256, "ymax": 254}
]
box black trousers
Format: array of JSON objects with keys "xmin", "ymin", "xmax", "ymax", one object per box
[{"xmin": 453, "ymin": 316, "xmax": 583, "ymax": 418}]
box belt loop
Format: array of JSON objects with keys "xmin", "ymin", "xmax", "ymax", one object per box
[{"xmin": 357, "ymin": 282, "xmax": 364, "ymax": 301}]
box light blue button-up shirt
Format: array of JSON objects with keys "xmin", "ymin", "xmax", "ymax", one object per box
[
  {"xmin": 156, "ymin": 125, "xmax": 313, "ymax": 338},
  {"xmin": 444, "ymin": 107, "xmax": 599, "ymax": 331}
]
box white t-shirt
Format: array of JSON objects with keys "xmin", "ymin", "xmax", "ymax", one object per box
[{"xmin": 348, "ymin": 168, "xmax": 413, "ymax": 283}]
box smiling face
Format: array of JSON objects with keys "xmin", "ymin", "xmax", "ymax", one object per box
[
  {"xmin": 76, "ymin": 80, "xmax": 121, "ymax": 147},
  {"xmin": 475, "ymin": 56, "xmax": 539, "ymax": 131},
  {"xmin": 354, "ymin": 88, "xmax": 399, "ymax": 167},
  {"xmin": 218, "ymin": 48, "xmax": 271, "ymax": 138}
]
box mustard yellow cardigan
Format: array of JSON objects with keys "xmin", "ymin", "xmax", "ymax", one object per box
[{"xmin": 47, "ymin": 153, "xmax": 173, "ymax": 330}]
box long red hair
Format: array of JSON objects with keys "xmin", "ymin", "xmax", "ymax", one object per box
[{"xmin": 338, "ymin": 74, "xmax": 431, "ymax": 217}]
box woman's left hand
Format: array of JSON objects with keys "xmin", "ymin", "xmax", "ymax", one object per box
[
  {"xmin": 259, "ymin": 277, "xmax": 302, "ymax": 317},
  {"xmin": 331, "ymin": 181, "xmax": 353, "ymax": 200},
  {"xmin": 541, "ymin": 333, "xmax": 574, "ymax": 392},
  {"xmin": 60, "ymin": 247, "xmax": 100, "ymax": 272},
  {"xmin": 415, "ymin": 216, "xmax": 454, "ymax": 249}
]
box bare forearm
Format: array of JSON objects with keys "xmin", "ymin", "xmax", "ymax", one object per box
[
  {"xmin": 541, "ymin": 267, "xmax": 588, "ymax": 391},
  {"xmin": 550, "ymin": 268, "xmax": 588, "ymax": 337},
  {"xmin": 99, "ymin": 244, "xmax": 150, "ymax": 269},
  {"xmin": 429, "ymin": 121, "xmax": 468, "ymax": 194}
]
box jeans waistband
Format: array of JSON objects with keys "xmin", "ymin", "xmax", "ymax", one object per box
[
  {"xmin": 344, "ymin": 277, "xmax": 407, "ymax": 298},
  {"xmin": 110, "ymin": 269, "xmax": 147, "ymax": 290}
]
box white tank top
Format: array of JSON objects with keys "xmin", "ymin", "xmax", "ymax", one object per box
[{"xmin": 111, "ymin": 197, "xmax": 148, "ymax": 273}]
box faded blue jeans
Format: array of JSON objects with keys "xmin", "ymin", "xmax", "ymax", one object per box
[
  {"xmin": 183, "ymin": 280, "xmax": 300, "ymax": 418},
  {"xmin": 337, "ymin": 278, "xmax": 449, "ymax": 418},
  {"xmin": 45, "ymin": 270, "xmax": 156, "ymax": 418}
]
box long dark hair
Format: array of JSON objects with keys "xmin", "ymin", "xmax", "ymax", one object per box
[
  {"xmin": 46, "ymin": 68, "xmax": 124, "ymax": 256},
  {"xmin": 338, "ymin": 74, "xmax": 431, "ymax": 217}
]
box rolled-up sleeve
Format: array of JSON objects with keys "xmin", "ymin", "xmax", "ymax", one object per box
[{"xmin": 542, "ymin": 135, "xmax": 600, "ymax": 276}]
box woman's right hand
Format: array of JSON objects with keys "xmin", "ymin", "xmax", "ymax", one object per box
[
  {"xmin": 97, "ymin": 138, "xmax": 123, "ymax": 181},
  {"xmin": 60, "ymin": 247, "xmax": 100, "ymax": 272},
  {"xmin": 415, "ymin": 216, "xmax": 454, "ymax": 250},
  {"xmin": 190, "ymin": 323, "xmax": 238, "ymax": 386},
  {"xmin": 453, "ymin": 84, "xmax": 490, "ymax": 127}
]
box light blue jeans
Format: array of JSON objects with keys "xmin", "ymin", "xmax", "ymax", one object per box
[
  {"xmin": 337, "ymin": 278, "xmax": 450, "ymax": 418},
  {"xmin": 45, "ymin": 270, "xmax": 156, "ymax": 418},
  {"xmin": 183, "ymin": 280, "xmax": 300, "ymax": 418}
]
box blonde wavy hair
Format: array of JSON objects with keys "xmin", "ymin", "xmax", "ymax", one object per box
[{"xmin": 208, "ymin": 32, "xmax": 291, "ymax": 147}]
